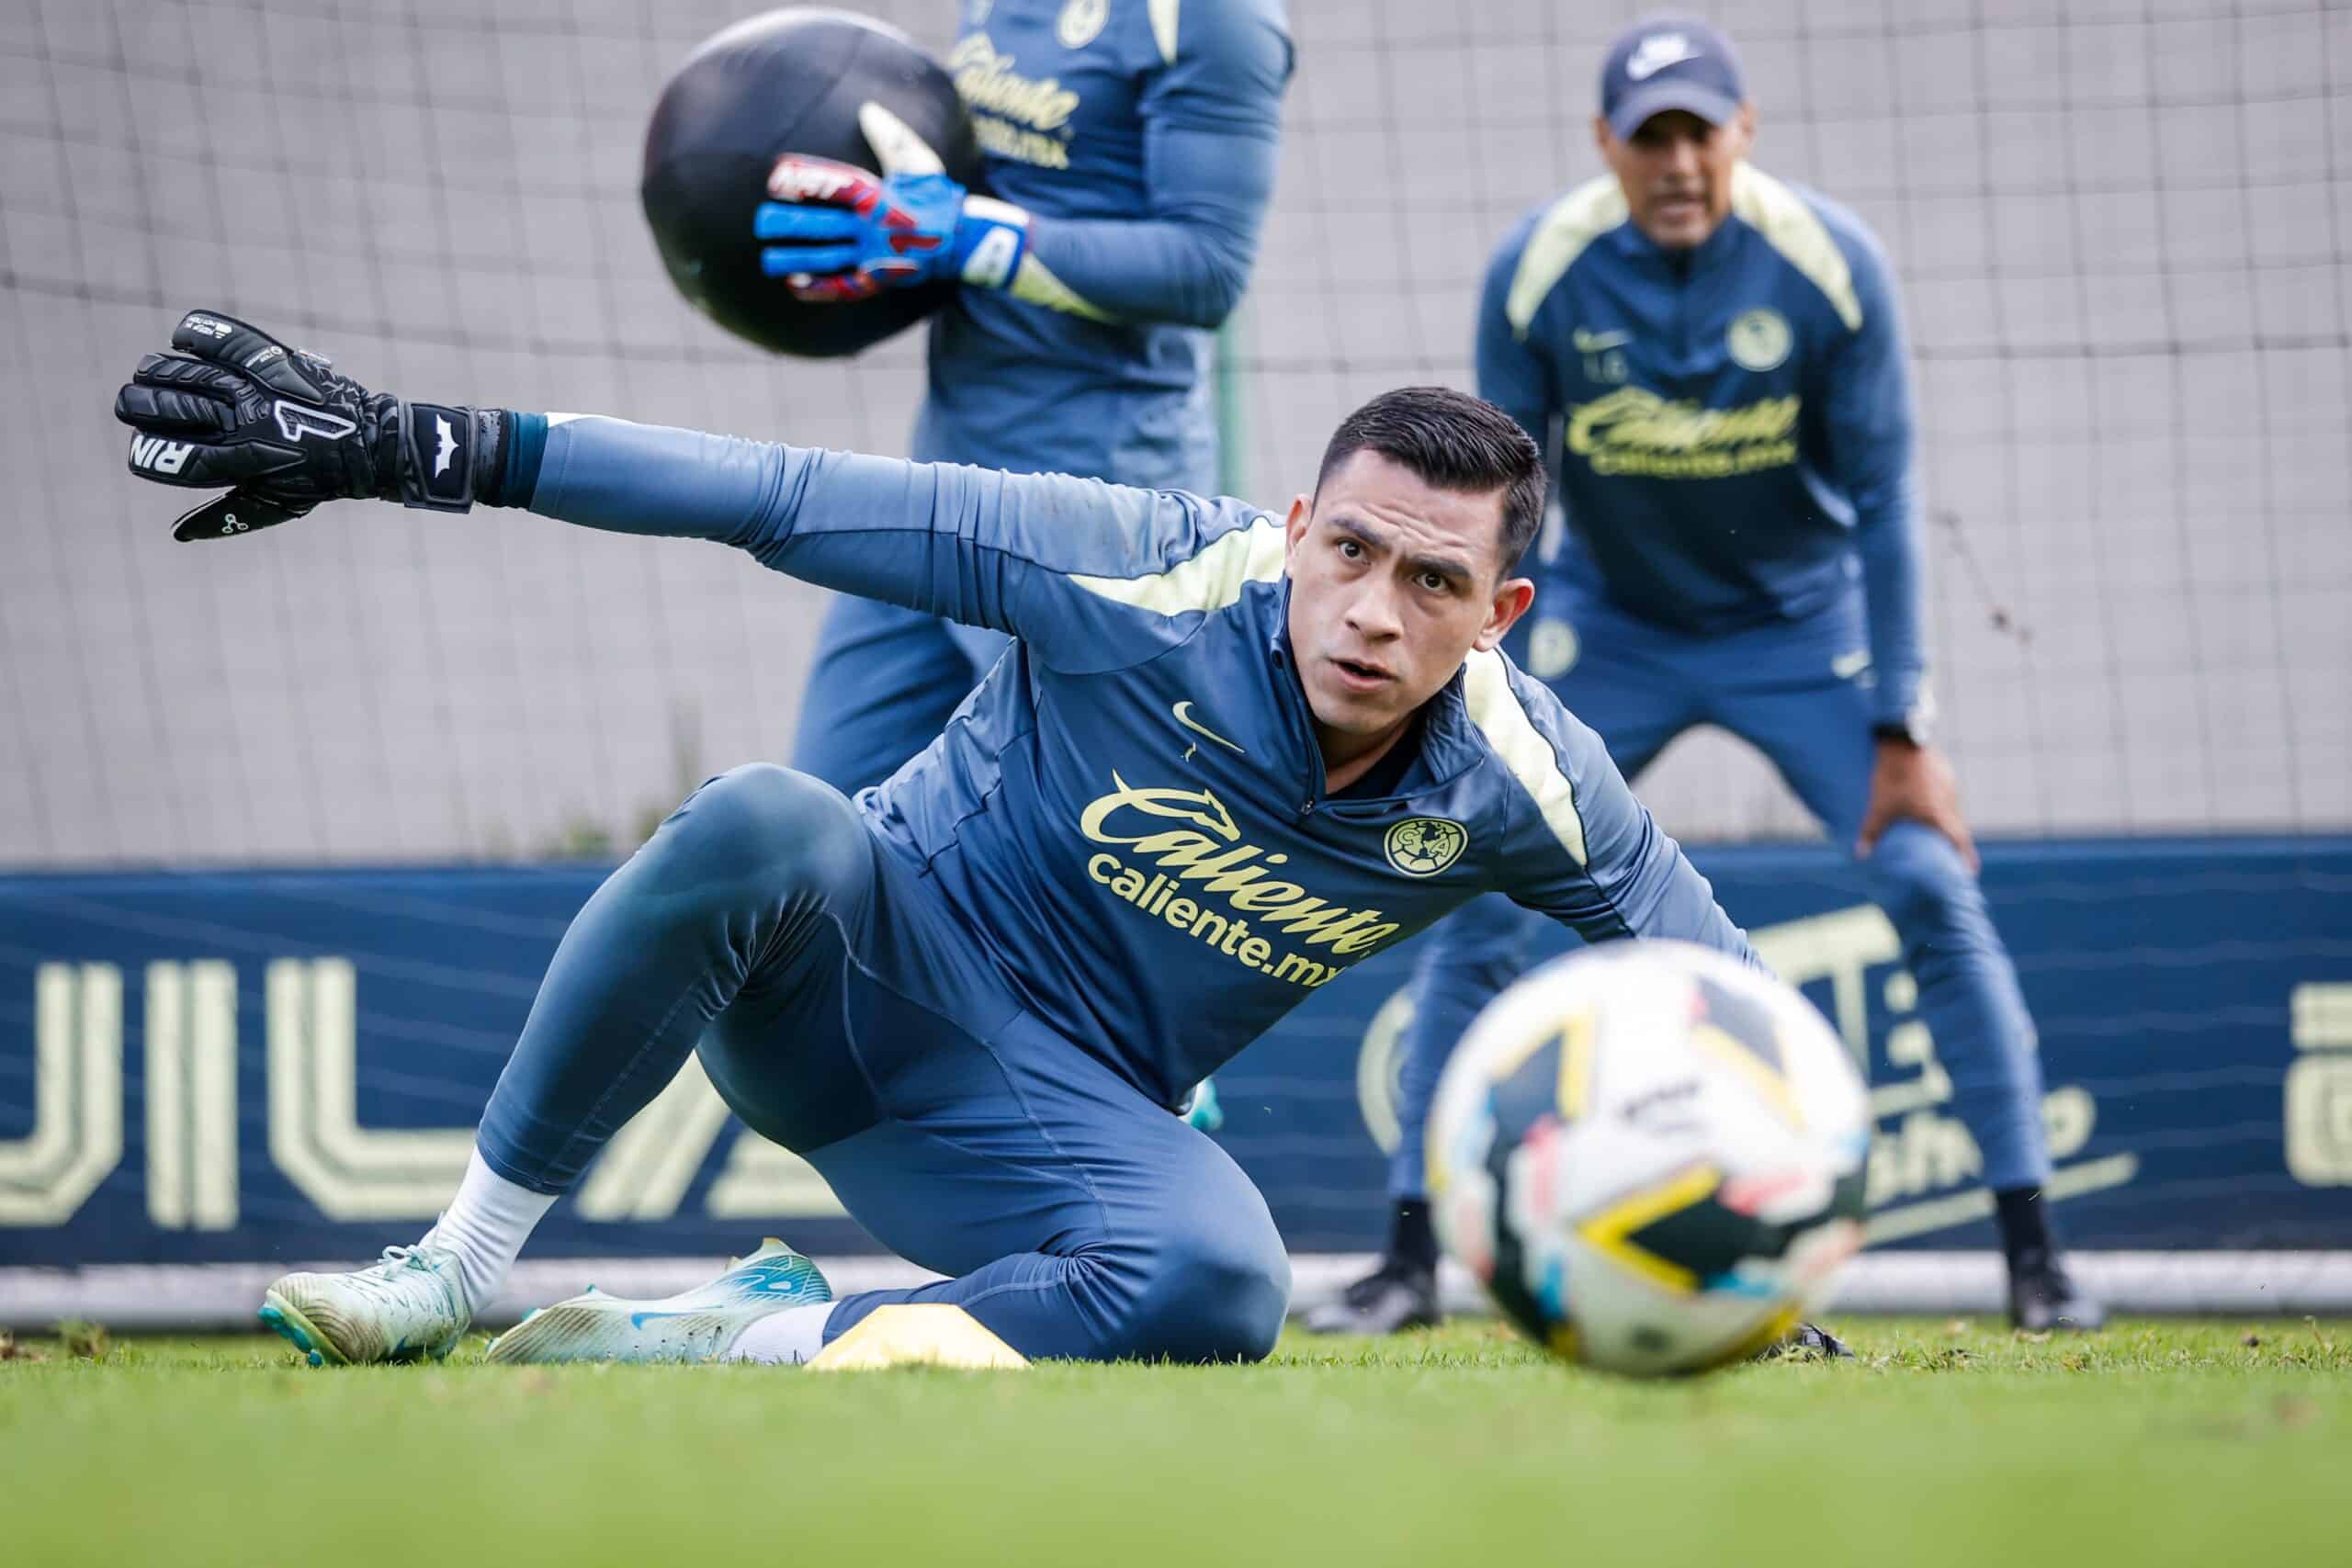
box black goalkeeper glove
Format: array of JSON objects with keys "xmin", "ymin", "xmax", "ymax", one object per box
[{"xmin": 113, "ymin": 309, "xmax": 504, "ymax": 540}]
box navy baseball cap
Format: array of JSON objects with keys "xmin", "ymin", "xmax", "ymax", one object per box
[{"xmin": 1599, "ymin": 16, "xmax": 1746, "ymax": 139}]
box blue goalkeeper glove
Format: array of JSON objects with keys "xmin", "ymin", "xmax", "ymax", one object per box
[
  {"xmin": 752, "ymin": 103, "xmax": 1028, "ymax": 304},
  {"xmin": 754, "ymin": 159, "xmax": 1029, "ymax": 303}
]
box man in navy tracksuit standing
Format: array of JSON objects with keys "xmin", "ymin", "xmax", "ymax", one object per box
[{"xmin": 1311, "ymin": 16, "xmax": 2103, "ymax": 1337}]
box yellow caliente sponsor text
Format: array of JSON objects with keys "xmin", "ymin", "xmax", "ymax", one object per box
[
  {"xmin": 1566, "ymin": 388, "xmax": 1799, "ymax": 479},
  {"xmin": 1080, "ymin": 772, "xmax": 1407, "ymax": 989}
]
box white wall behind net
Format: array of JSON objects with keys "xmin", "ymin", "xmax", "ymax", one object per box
[{"xmin": 4, "ymin": 0, "xmax": 2346, "ymax": 865}]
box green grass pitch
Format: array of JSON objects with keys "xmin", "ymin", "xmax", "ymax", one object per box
[{"xmin": 4, "ymin": 1319, "xmax": 2343, "ymax": 1567}]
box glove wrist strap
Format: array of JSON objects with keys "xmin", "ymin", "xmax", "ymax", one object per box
[
  {"xmin": 953, "ymin": 196, "xmax": 1032, "ymax": 291},
  {"xmin": 397, "ymin": 401, "xmax": 483, "ymax": 511}
]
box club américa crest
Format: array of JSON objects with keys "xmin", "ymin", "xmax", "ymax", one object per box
[{"xmin": 1385, "ymin": 818, "xmax": 1468, "ymax": 877}]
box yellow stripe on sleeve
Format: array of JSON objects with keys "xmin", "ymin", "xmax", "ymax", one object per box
[
  {"xmin": 1461, "ymin": 648, "xmax": 1589, "ymax": 866},
  {"xmin": 1506, "ymin": 176, "xmax": 1629, "ymax": 338},
  {"xmin": 1730, "ymin": 163, "xmax": 1863, "ymax": 332},
  {"xmin": 1007, "ymin": 253, "xmax": 1116, "ymax": 322},
  {"xmin": 1148, "ymin": 0, "xmax": 1181, "ymax": 65},
  {"xmin": 1067, "ymin": 514, "xmax": 1287, "ymax": 616}
]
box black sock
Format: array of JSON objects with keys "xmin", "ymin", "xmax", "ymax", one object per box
[
  {"xmin": 1994, "ymin": 1185, "xmax": 2054, "ymax": 1270},
  {"xmin": 1390, "ymin": 1198, "xmax": 1438, "ymax": 1275}
]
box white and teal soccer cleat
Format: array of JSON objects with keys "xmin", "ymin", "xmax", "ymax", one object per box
[
  {"xmin": 484, "ymin": 1238, "xmax": 831, "ymax": 1365},
  {"xmin": 1178, "ymin": 1076, "xmax": 1225, "ymax": 1133},
  {"xmin": 259, "ymin": 1244, "xmax": 470, "ymax": 1367}
]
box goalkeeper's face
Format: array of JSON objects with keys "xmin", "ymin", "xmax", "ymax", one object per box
[
  {"xmin": 1282, "ymin": 451, "xmax": 1535, "ymax": 748},
  {"xmin": 1596, "ymin": 106, "xmax": 1755, "ymax": 249}
]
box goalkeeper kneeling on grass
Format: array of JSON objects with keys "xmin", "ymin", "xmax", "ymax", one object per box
[{"xmin": 116, "ymin": 312, "xmax": 1761, "ymax": 1367}]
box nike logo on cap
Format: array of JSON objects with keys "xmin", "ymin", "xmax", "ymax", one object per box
[{"xmin": 1626, "ymin": 33, "xmax": 1700, "ymax": 81}]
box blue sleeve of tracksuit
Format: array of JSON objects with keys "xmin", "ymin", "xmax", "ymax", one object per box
[
  {"xmin": 1017, "ymin": 0, "xmax": 1291, "ymax": 326},
  {"xmin": 1479, "ymin": 652, "xmax": 1762, "ymax": 966},
  {"xmin": 1475, "ymin": 216, "xmax": 1555, "ymax": 451},
  {"xmin": 1824, "ymin": 219, "xmax": 1927, "ymax": 726},
  {"xmin": 517, "ymin": 413, "xmax": 1266, "ymax": 676}
]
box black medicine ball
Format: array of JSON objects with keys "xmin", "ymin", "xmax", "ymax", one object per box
[{"xmin": 641, "ymin": 8, "xmax": 984, "ymax": 359}]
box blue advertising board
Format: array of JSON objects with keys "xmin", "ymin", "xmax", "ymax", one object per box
[{"xmin": 4, "ymin": 838, "xmax": 2348, "ymax": 1271}]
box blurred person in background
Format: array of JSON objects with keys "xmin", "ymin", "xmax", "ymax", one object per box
[
  {"xmin": 760, "ymin": 0, "xmax": 1294, "ymax": 796},
  {"xmin": 758, "ymin": 0, "xmax": 1295, "ymax": 1134},
  {"xmin": 1310, "ymin": 14, "xmax": 2104, "ymax": 1338}
]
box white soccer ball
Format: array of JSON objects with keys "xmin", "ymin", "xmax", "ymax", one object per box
[{"xmin": 1428, "ymin": 940, "xmax": 1870, "ymax": 1376}]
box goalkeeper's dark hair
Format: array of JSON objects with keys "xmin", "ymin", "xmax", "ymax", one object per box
[{"xmin": 1315, "ymin": 387, "xmax": 1547, "ymax": 576}]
